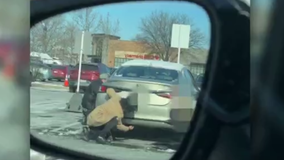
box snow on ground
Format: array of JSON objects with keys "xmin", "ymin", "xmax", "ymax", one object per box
[{"xmin": 30, "ymin": 86, "xmax": 182, "ymax": 160}]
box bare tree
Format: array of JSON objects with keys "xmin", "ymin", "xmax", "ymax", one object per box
[
  {"xmin": 30, "ymin": 15, "xmax": 66, "ymax": 54},
  {"xmin": 59, "ymin": 21, "xmax": 78, "ymax": 53},
  {"xmin": 97, "ymin": 13, "xmax": 120, "ymax": 35},
  {"xmin": 72, "ymin": 7, "xmax": 99, "ymax": 32},
  {"xmin": 134, "ymin": 10, "xmax": 207, "ymax": 61},
  {"xmin": 59, "ymin": 21, "xmax": 79, "ymax": 64},
  {"xmin": 94, "ymin": 13, "xmax": 120, "ymax": 64}
]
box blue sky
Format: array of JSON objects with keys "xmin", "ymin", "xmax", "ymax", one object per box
[
  {"xmin": 93, "ymin": 2, "xmax": 211, "ymax": 41},
  {"xmin": 64, "ymin": 2, "xmax": 211, "ymax": 48}
]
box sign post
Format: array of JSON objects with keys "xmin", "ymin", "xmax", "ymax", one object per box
[
  {"xmin": 74, "ymin": 30, "xmax": 92, "ymax": 92},
  {"xmin": 76, "ymin": 31, "xmax": 84, "ymax": 93},
  {"xmin": 66, "ymin": 30, "xmax": 92, "ymax": 113},
  {"xmin": 171, "ymin": 24, "xmax": 190, "ymax": 63}
]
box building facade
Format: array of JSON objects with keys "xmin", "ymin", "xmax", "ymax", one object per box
[{"xmin": 91, "ymin": 34, "xmax": 208, "ymax": 75}]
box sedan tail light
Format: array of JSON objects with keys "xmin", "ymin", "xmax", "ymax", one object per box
[
  {"xmin": 156, "ymin": 92, "xmax": 172, "ymax": 99},
  {"xmin": 99, "ymin": 85, "xmax": 107, "ymax": 92}
]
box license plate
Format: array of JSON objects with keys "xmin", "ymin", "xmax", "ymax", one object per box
[{"xmin": 79, "ymin": 80, "xmax": 87, "ymax": 83}]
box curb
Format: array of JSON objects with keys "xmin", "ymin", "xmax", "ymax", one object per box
[
  {"xmin": 31, "ymin": 87, "xmax": 69, "ymax": 92},
  {"xmin": 31, "ymin": 82, "xmax": 68, "ymax": 89}
]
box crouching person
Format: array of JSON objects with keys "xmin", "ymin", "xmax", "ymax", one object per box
[{"xmin": 86, "ymin": 88, "xmax": 134, "ymax": 144}]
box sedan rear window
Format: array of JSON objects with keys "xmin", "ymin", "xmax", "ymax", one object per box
[
  {"xmin": 75, "ymin": 64, "xmax": 98, "ymax": 71},
  {"xmin": 113, "ymin": 66, "xmax": 179, "ymax": 82}
]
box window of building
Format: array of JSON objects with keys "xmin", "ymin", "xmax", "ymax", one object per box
[
  {"xmin": 189, "ymin": 64, "xmax": 205, "ymax": 75},
  {"xmin": 114, "ymin": 58, "xmax": 131, "ymax": 67}
]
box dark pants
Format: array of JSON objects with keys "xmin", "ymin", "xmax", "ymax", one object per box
[{"xmin": 87, "ymin": 117, "xmax": 118, "ymax": 140}]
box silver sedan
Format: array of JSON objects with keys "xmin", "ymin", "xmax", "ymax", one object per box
[{"xmin": 95, "ymin": 60, "xmax": 199, "ymax": 133}]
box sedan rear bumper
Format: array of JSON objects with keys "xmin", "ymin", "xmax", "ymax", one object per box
[
  {"xmin": 69, "ymin": 80, "xmax": 91, "ymax": 87},
  {"xmin": 95, "ymin": 92, "xmax": 193, "ymax": 133}
]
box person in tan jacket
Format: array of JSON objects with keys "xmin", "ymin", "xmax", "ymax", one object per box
[{"xmin": 86, "ymin": 88, "xmax": 134, "ymax": 144}]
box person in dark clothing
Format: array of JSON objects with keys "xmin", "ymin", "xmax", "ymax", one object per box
[
  {"xmin": 81, "ymin": 79, "xmax": 103, "ymax": 119},
  {"xmin": 86, "ymin": 117, "xmax": 119, "ymax": 144},
  {"xmin": 81, "ymin": 74, "xmax": 110, "ymax": 141}
]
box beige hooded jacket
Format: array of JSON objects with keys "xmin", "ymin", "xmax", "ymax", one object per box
[{"xmin": 86, "ymin": 88, "xmax": 130, "ymax": 132}]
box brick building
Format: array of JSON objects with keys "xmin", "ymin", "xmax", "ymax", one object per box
[{"xmin": 91, "ymin": 34, "xmax": 208, "ymax": 75}]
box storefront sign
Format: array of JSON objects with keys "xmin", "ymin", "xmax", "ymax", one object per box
[
  {"xmin": 115, "ymin": 51, "xmax": 159, "ymax": 60},
  {"xmin": 125, "ymin": 54, "xmax": 159, "ymax": 60}
]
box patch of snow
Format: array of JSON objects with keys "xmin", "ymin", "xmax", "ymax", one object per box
[{"xmin": 30, "ymin": 150, "xmax": 46, "ymax": 160}]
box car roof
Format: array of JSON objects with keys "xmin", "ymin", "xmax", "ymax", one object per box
[{"xmin": 121, "ymin": 59, "xmax": 185, "ymax": 71}]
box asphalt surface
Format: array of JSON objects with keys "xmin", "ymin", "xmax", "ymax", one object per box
[
  {"xmin": 41, "ymin": 80, "xmax": 64, "ymax": 86},
  {"xmin": 30, "ymin": 85, "xmax": 185, "ymax": 160}
]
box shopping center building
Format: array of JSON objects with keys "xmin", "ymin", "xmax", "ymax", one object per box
[{"xmin": 90, "ymin": 34, "xmax": 208, "ymax": 75}]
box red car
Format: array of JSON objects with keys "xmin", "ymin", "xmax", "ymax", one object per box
[
  {"xmin": 49, "ymin": 64, "xmax": 68, "ymax": 81},
  {"xmin": 68, "ymin": 62, "xmax": 110, "ymax": 92}
]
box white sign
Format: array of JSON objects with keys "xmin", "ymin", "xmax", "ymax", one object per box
[
  {"xmin": 171, "ymin": 24, "xmax": 190, "ymax": 49},
  {"xmin": 171, "ymin": 24, "xmax": 190, "ymax": 63},
  {"xmin": 74, "ymin": 31, "xmax": 92, "ymax": 55},
  {"xmin": 74, "ymin": 31, "xmax": 92, "ymax": 92}
]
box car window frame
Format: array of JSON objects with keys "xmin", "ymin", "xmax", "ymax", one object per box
[
  {"xmin": 113, "ymin": 65, "xmax": 179, "ymax": 83},
  {"xmin": 182, "ymin": 68, "xmax": 193, "ymax": 84}
]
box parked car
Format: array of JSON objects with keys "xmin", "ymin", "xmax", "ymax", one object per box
[
  {"xmin": 30, "ymin": 62, "xmax": 52, "ymax": 82},
  {"xmin": 195, "ymin": 73, "xmax": 204, "ymax": 89},
  {"xmin": 48, "ymin": 64, "xmax": 68, "ymax": 81},
  {"xmin": 68, "ymin": 62, "xmax": 111, "ymax": 92},
  {"xmin": 95, "ymin": 60, "xmax": 199, "ymax": 133}
]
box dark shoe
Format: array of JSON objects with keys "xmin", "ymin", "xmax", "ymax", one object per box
[
  {"xmin": 105, "ymin": 132, "xmax": 114, "ymax": 143},
  {"xmin": 96, "ymin": 136, "xmax": 108, "ymax": 144},
  {"xmin": 106, "ymin": 135, "xmax": 113, "ymax": 143}
]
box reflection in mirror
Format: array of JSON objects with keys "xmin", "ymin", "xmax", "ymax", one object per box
[{"xmin": 30, "ymin": 1, "xmax": 210, "ymax": 160}]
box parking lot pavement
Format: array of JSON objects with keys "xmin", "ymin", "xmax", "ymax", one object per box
[
  {"xmin": 44, "ymin": 80, "xmax": 64, "ymax": 85},
  {"xmin": 30, "ymin": 87, "xmax": 81, "ymax": 129},
  {"xmin": 30, "ymin": 87, "xmax": 180, "ymax": 160}
]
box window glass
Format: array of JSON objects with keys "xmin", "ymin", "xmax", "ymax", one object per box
[
  {"xmin": 75, "ymin": 64, "xmax": 98, "ymax": 71},
  {"xmin": 114, "ymin": 58, "xmax": 132, "ymax": 67},
  {"xmin": 113, "ymin": 66, "xmax": 179, "ymax": 83}
]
